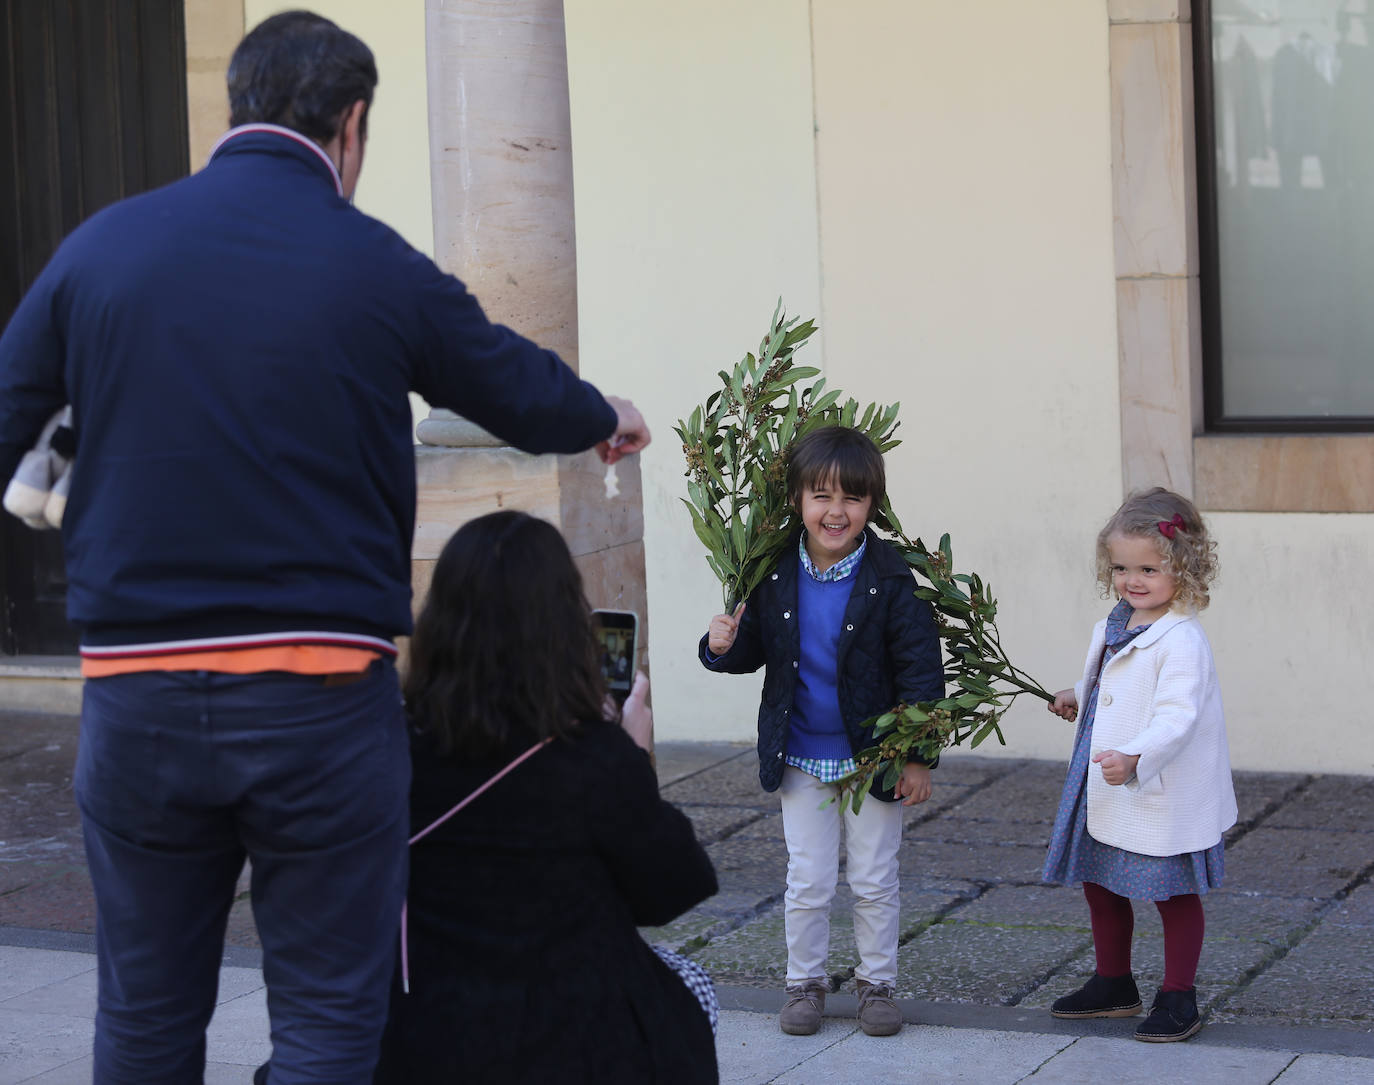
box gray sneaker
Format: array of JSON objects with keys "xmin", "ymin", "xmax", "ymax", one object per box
[
  {"xmin": 779, "ymin": 978, "xmax": 828, "ymax": 1035},
  {"xmin": 856, "ymin": 979, "xmax": 903, "ymax": 1036}
]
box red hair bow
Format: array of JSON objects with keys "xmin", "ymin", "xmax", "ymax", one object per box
[{"xmin": 1157, "ymin": 514, "xmax": 1185, "ymax": 539}]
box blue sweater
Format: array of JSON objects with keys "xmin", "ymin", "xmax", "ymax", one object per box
[
  {"xmin": 0, "ymin": 126, "xmax": 616, "ymax": 651},
  {"xmin": 789, "ymin": 569, "xmax": 857, "ymax": 762}
]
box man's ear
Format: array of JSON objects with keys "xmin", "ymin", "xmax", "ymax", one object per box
[{"xmin": 338, "ymin": 99, "xmax": 368, "ymax": 198}]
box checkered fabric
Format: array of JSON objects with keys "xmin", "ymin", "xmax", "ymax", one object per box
[
  {"xmin": 650, "ymin": 944, "xmax": 719, "ymax": 1035},
  {"xmin": 798, "ymin": 532, "xmax": 867, "ymax": 583}
]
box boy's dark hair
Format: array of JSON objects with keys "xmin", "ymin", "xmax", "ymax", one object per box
[
  {"xmin": 228, "ymin": 11, "xmax": 378, "ymax": 146},
  {"xmin": 403, "ymin": 511, "xmax": 608, "ymax": 757},
  {"xmin": 785, "ymin": 426, "xmax": 886, "ymax": 520}
]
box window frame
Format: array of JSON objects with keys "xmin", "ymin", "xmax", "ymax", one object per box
[{"xmin": 1192, "ymin": 0, "xmax": 1374, "ymax": 434}]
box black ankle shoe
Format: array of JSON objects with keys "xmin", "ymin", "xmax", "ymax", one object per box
[
  {"xmin": 1135, "ymin": 987, "xmax": 1202, "ymax": 1042},
  {"xmin": 1050, "ymin": 973, "xmax": 1142, "ymax": 1019}
]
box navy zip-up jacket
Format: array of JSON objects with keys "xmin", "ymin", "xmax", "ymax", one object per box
[{"xmin": 0, "ymin": 126, "xmax": 617, "ymax": 650}]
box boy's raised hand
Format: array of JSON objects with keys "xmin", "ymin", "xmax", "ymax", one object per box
[
  {"xmin": 707, "ymin": 602, "xmax": 746, "ymax": 656},
  {"xmin": 1049, "ymin": 688, "xmax": 1078, "ymax": 722}
]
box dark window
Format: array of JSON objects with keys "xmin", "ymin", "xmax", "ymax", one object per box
[
  {"xmin": 1194, "ymin": 0, "xmax": 1374, "ymax": 431},
  {"xmin": 0, "ymin": 0, "xmax": 189, "ymax": 654}
]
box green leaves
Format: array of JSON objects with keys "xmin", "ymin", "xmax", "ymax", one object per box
[{"xmin": 677, "ymin": 302, "xmax": 1052, "ymax": 806}]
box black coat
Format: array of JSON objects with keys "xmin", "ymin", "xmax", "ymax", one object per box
[
  {"xmin": 373, "ymin": 721, "xmax": 719, "ymax": 1085},
  {"xmin": 699, "ymin": 530, "xmax": 944, "ymax": 799}
]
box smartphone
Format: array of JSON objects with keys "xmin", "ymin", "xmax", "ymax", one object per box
[{"xmin": 592, "ymin": 609, "xmax": 639, "ymax": 706}]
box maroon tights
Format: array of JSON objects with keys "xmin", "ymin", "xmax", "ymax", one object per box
[{"xmin": 1082, "ymin": 881, "xmax": 1204, "ymax": 991}]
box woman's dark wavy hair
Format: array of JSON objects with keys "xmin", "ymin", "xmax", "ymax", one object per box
[
  {"xmin": 403, "ymin": 511, "xmax": 609, "ymax": 757},
  {"xmin": 228, "ymin": 11, "xmax": 377, "ymax": 145}
]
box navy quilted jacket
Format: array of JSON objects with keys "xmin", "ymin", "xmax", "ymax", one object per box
[{"xmin": 699, "ymin": 530, "xmax": 944, "ymax": 800}]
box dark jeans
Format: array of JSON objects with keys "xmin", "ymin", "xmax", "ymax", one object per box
[{"xmin": 75, "ymin": 663, "xmax": 410, "ymax": 1085}]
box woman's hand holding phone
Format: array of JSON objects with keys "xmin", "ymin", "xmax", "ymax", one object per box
[{"xmin": 620, "ymin": 672, "xmax": 653, "ymax": 754}]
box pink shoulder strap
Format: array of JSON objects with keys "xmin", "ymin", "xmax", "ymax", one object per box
[{"xmin": 401, "ymin": 737, "xmax": 552, "ymax": 992}]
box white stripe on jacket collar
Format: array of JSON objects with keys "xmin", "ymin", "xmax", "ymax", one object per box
[{"xmin": 207, "ymin": 123, "xmax": 344, "ymax": 197}]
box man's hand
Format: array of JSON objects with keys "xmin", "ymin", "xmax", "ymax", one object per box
[
  {"xmin": 895, "ymin": 762, "xmax": 932, "ymax": 806},
  {"xmin": 1049, "ymin": 688, "xmax": 1078, "ymax": 722},
  {"xmin": 1092, "ymin": 749, "xmax": 1140, "ymax": 787},
  {"xmin": 597, "ymin": 396, "xmax": 651, "ymax": 465},
  {"xmin": 707, "ymin": 603, "xmax": 745, "ymax": 656}
]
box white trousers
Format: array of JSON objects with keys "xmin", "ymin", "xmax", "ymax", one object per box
[{"xmin": 779, "ymin": 766, "xmax": 904, "ymax": 985}]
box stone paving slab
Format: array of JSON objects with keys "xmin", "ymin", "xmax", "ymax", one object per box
[
  {"xmin": 715, "ymin": 1012, "xmax": 855, "ymax": 1085},
  {"xmin": 1329, "ymin": 880, "xmax": 1374, "ymax": 928},
  {"xmin": 1219, "ymin": 926, "xmax": 1374, "ymax": 1028},
  {"xmin": 640, "ymin": 911, "xmax": 723, "ymax": 954},
  {"xmin": 1265, "ymin": 774, "xmax": 1374, "ymax": 832},
  {"xmin": 937, "ymin": 760, "xmax": 1064, "ymax": 823},
  {"xmin": 1273, "ymin": 1052, "xmax": 1374, "ymax": 1084},
  {"xmin": 0, "ymin": 862, "xmax": 74, "ymax": 898},
  {"xmin": 726, "ymin": 812, "xmax": 785, "ymax": 842},
  {"xmin": 1230, "ymin": 772, "xmax": 1314, "ymax": 831},
  {"xmin": 897, "ymin": 838, "xmax": 1049, "ymax": 886},
  {"xmin": 660, "ymin": 753, "xmax": 778, "ymax": 808},
  {"xmin": 0, "ymin": 871, "xmax": 97, "ymax": 933},
  {"xmin": 1199, "ymin": 891, "xmax": 1326, "ymax": 945},
  {"xmin": 924, "ymin": 755, "xmax": 1023, "ymax": 790},
  {"xmin": 894, "ymin": 919, "xmax": 1091, "ymax": 1004},
  {"xmin": 655, "ymin": 742, "xmax": 752, "ymax": 787},
  {"xmin": 772, "ymin": 1020, "xmax": 1075, "ymax": 1085},
  {"xmin": 676, "ymin": 804, "xmax": 775, "ymax": 845},
  {"xmin": 1021, "ymin": 1034, "xmax": 1295, "ymax": 1084},
  {"xmin": 943, "ymin": 883, "xmax": 1092, "ymax": 931},
  {"xmin": 922, "ymin": 815, "xmax": 1056, "ymax": 848},
  {"xmin": 1220, "ymin": 827, "xmax": 1370, "ymax": 899},
  {"xmin": 0, "ymin": 1007, "xmax": 95, "ymax": 1084}
]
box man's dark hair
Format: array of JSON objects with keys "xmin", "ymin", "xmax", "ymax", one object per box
[
  {"xmin": 228, "ymin": 10, "xmax": 377, "ymax": 145},
  {"xmin": 403, "ymin": 511, "xmax": 610, "ymax": 758},
  {"xmin": 785, "ymin": 426, "xmax": 887, "ymax": 521}
]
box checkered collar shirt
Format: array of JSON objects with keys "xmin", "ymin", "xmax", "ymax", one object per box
[{"xmin": 798, "ymin": 531, "xmax": 867, "ymax": 583}]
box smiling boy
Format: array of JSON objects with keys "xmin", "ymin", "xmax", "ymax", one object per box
[{"xmin": 700, "ymin": 425, "xmax": 943, "ymax": 1036}]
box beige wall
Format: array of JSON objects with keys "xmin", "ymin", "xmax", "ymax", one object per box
[
  {"xmin": 566, "ymin": 1, "xmax": 1123, "ymax": 761},
  {"xmin": 563, "ymin": 1, "xmax": 1374, "ymax": 775},
  {"xmin": 810, "ymin": 2, "xmax": 1120, "ymax": 767},
  {"xmin": 565, "ymin": 0, "xmax": 823, "ymax": 737},
  {"xmin": 244, "ymin": 1, "xmax": 434, "ymax": 257}
]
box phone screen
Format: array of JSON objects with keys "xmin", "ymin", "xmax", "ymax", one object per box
[{"xmin": 592, "ymin": 609, "xmax": 638, "ymax": 705}]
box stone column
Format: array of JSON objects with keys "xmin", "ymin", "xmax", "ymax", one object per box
[
  {"xmin": 1108, "ymin": 0, "xmax": 1202, "ymax": 496},
  {"xmin": 415, "ymin": 0, "xmax": 648, "ymax": 664},
  {"xmin": 183, "ymin": 0, "xmax": 244, "ymax": 169}
]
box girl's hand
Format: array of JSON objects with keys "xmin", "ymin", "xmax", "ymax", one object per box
[
  {"xmin": 1049, "ymin": 688, "xmax": 1078, "ymax": 722},
  {"xmin": 1092, "ymin": 749, "xmax": 1140, "ymax": 786},
  {"xmin": 620, "ymin": 672, "xmax": 654, "ymax": 754},
  {"xmin": 895, "ymin": 762, "xmax": 932, "ymax": 806},
  {"xmin": 707, "ymin": 602, "xmax": 746, "ymax": 656}
]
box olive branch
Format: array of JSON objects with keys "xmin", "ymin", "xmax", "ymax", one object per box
[{"xmin": 675, "ymin": 302, "xmax": 1052, "ymax": 812}]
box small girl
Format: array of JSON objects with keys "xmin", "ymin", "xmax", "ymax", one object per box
[{"xmin": 1042, "ymin": 487, "xmax": 1237, "ymax": 1043}]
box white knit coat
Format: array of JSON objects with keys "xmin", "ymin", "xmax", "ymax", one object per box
[{"xmin": 1074, "ymin": 610, "xmax": 1238, "ymax": 857}]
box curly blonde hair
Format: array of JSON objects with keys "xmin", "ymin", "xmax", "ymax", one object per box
[{"xmin": 1095, "ymin": 487, "xmax": 1218, "ymax": 612}]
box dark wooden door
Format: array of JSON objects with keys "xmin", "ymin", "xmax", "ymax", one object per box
[{"xmin": 0, "ymin": 0, "xmax": 189, "ymax": 654}]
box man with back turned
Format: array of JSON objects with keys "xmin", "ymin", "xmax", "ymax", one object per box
[{"xmin": 0, "ymin": 10, "xmax": 649, "ymax": 1083}]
